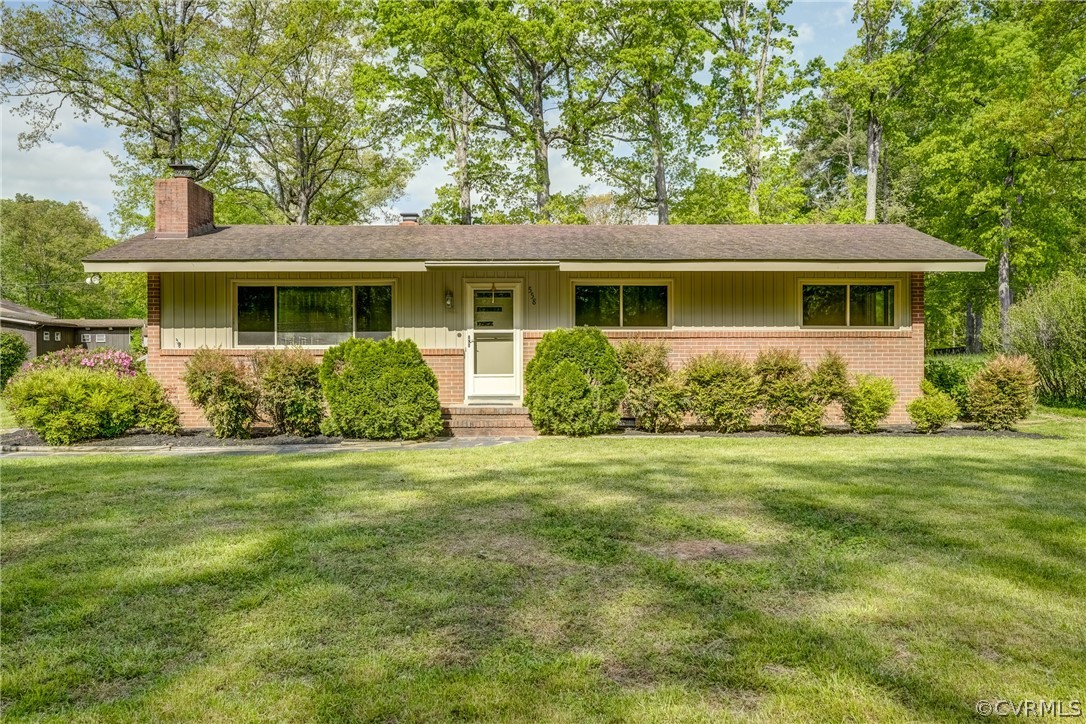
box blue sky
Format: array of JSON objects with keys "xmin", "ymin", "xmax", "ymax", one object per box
[{"xmin": 0, "ymin": 1, "xmax": 858, "ymax": 236}]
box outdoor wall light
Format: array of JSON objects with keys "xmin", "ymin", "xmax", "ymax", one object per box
[{"xmin": 445, "ymin": 290, "xmax": 454, "ymax": 310}]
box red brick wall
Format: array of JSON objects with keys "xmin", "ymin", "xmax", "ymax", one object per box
[
  {"xmin": 154, "ymin": 177, "xmax": 215, "ymax": 238},
  {"xmin": 145, "ymin": 272, "xmax": 925, "ymax": 427},
  {"xmin": 522, "ymin": 273, "xmax": 926, "ymax": 424},
  {"xmin": 146, "ymin": 275, "xmax": 465, "ymax": 426}
]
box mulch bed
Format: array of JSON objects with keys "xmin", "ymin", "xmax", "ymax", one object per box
[
  {"xmin": 1, "ymin": 424, "xmax": 1049, "ymax": 449},
  {"xmin": 0, "ymin": 428, "xmax": 348, "ymax": 448}
]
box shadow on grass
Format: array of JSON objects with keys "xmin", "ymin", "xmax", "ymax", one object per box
[{"xmin": 1, "ymin": 436, "xmax": 1084, "ymax": 721}]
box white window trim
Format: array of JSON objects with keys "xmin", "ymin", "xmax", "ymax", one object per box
[
  {"xmin": 797, "ymin": 278, "xmax": 904, "ymax": 329},
  {"xmin": 230, "ymin": 279, "xmax": 398, "ymax": 349},
  {"xmin": 569, "ymin": 278, "xmax": 674, "ymax": 329}
]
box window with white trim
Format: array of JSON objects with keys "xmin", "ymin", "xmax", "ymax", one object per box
[
  {"xmin": 95, "ymin": 333, "xmax": 106, "ymax": 343},
  {"xmin": 574, "ymin": 283, "xmax": 669, "ymax": 328},
  {"xmin": 802, "ymin": 283, "xmax": 895, "ymax": 327},
  {"xmin": 236, "ymin": 284, "xmax": 393, "ymax": 346},
  {"xmin": 81, "ymin": 333, "xmax": 92, "ymax": 343}
]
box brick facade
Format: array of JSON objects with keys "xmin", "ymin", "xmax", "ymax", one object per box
[
  {"xmin": 145, "ymin": 272, "xmax": 925, "ymax": 428},
  {"xmin": 146, "ymin": 274, "xmax": 466, "ymax": 426}
]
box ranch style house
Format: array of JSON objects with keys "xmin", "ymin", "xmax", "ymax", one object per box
[{"xmin": 83, "ymin": 170, "xmax": 986, "ymax": 433}]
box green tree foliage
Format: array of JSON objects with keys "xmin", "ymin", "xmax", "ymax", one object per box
[
  {"xmin": 1007, "ymin": 273, "xmax": 1086, "ymax": 403},
  {"xmin": 568, "ymin": 1, "xmax": 707, "ymax": 223},
  {"xmin": 0, "ymin": 332, "xmax": 30, "ymax": 389},
  {"xmin": 0, "ymin": 196, "xmax": 143, "ymax": 318},
  {"xmin": 1, "ymin": 0, "xmax": 287, "ymax": 177},
  {"xmin": 699, "ymin": 0, "xmax": 803, "ymax": 219},
  {"xmin": 224, "ymin": 0, "xmax": 412, "ymax": 226}
]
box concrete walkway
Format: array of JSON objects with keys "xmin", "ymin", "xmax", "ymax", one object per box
[{"xmin": 1, "ymin": 436, "xmax": 537, "ymax": 459}]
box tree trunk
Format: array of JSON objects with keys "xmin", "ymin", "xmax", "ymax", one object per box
[
  {"xmin": 865, "ymin": 109, "xmax": 882, "ymax": 222},
  {"xmin": 998, "ymin": 151, "xmax": 1017, "ymax": 351},
  {"xmin": 653, "ymin": 143, "xmax": 669, "ymax": 225},
  {"xmin": 648, "ymin": 90, "xmax": 669, "ymax": 225},
  {"xmin": 532, "ymin": 124, "xmax": 550, "ymax": 219},
  {"xmin": 456, "ymin": 127, "xmax": 472, "ymax": 225},
  {"xmin": 965, "ymin": 300, "xmax": 982, "ymax": 354},
  {"xmin": 450, "ymin": 87, "xmax": 472, "ymax": 225}
]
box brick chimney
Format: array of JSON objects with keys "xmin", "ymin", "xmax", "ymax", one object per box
[
  {"xmin": 154, "ymin": 163, "xmax": 215, "ymax": 238},
  {"xmin": 400, "ymin": 212, "xmax": 419, "ymax": 226}
]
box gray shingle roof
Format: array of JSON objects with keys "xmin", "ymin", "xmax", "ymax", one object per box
[{"xmin": 85, "ymin": 224, "xmax": 985, "ymax": 264}]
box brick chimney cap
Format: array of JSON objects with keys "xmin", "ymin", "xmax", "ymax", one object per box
[
  {"xmin": 400, "ymin": 212, "xmax": 420, "ymax": 226},
  {"xmin": 169, "ymin": 163, "xmax": 198, "ymax": 178}
]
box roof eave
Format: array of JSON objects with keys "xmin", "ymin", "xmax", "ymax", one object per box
[{"xmin": 84, "ymin": 258, "xmax": 987, "ymax": 273}]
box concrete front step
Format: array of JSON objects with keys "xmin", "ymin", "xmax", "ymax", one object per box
[{"xmin": 442, "ymin": 406, "xmax": 537, "ymax": 437}]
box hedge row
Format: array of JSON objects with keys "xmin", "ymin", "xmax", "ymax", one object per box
[{"xmin": 525, "ymin": 332, "xmax": 897, "ymax": 436}]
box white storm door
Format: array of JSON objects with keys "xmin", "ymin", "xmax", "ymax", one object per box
[{"xmin": 465, "ymin": 284, "xmax": 521, "ymax": 398}]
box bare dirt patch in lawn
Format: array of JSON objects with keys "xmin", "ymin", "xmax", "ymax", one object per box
[{"xmin": 644, "ymin": 539, "xmax": 761, "ymax": 562}]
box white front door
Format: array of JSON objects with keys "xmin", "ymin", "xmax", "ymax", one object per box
[{"xmin": 465, "ymin": 283, "xmax": 522, "ymax": 400}]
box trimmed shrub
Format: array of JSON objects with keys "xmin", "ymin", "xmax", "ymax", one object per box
[
  {"xmin": 524, "ymin": 328, "xmax": 626, "ymax": 436},
  {"xmin": 4, "ymin": 367, "xmax": 138, "ymax": 445},
  {"xmin": 1, "ymin": 331, "xmax": 30, "ymax": 389},
  {"xmin": 253, "ymin": 348, "xmax": 324, "ymax": 436},
  {"xmin": 810, "ymin": 351, "xmax": 850, "ymax": 404},
  {"xmin": 183, "ymin": 348, "xmax": 260, "ymax": 438},
  {"xmin": 908, "ymin": 380, "xmax": 960, "ymax": 433},
  {"xmin": 617, "ymin": 340, "xmax": 686, "ymax": 431},
  {"xmin": 130, "ymin": 374, "xmax": 181, "ymax": 434},
  {"xmin": 842, "ymin": 374, "xmax": 896, "ymax": 433},
  {"xmin": 319, "ymin": 337, "xmax": 442, "ymax": 440},
  {"xmin": 925, "ymin": 355, "xmax": 988, "ymax": 417},
  {"xmin": 632, "ymin": 375, "xmax": 689, "ymax": 433},
  {"xmin": 683, "ymin": 352, "xmax": 758, "ymax": 433},
  {"xmin": 781, "ymin": 401, "xmax": 827, "ymax": 436},
  {"xmin": 21, "ymin": 346, "xmax": 138, "ymax": 378},
  {"xmin": 967, "ymin": 355, "xmax": 1037, "ymax": 430},
  {"xmin": 755, "ymin": 348, "xmax": 823, "ymax": 433},
  {"xmin": 1007, "ymin": 272, "xmax": 1086, "ymax": 403}
]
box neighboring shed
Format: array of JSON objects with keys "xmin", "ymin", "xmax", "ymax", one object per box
[{"xmin": 0, "ymin": 298, "xmax": 143, "ymax": 357}]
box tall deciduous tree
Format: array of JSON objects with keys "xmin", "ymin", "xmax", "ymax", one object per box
[
  {"xmin": 699, "ymin": 0, "xmax": 801, "ymax": 219},
  {"xmin": 569, "ymin": 0, "xmax": 707, "ymax": 224},
  {"xmin": 901, "ymin": 0, "xmax": 1086, "ymax": 349},
  {"xmin": 1, "ymin": 0, "xmax": 288, "ymax": 180},
  {"xmin": 224, "ymin": 0, "xmax": 411, "ymax": 225},
  {"xmin": 0, "ymin": 196, "xmax": 143, "ymax": 318},
  {"xmin": 831, "ymin": 0, "xmax": 959, "ymax": 222}
]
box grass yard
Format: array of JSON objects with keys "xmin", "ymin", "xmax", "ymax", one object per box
[
  {"xmin": 0, "ymin": 398, "xmax": 17, "ymax": 429},
  {"xmin": 2, "ymin": 414, "xmax": 1084, "ymax": 722}
]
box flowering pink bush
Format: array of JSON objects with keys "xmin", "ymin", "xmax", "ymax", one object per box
[{"xmin": 21, "ymin": 347, "xmax": 137, "ymax": 378}]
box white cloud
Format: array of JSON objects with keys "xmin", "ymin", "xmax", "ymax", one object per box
[{"xmin": 1, "ymin": 103, "xmax": 123, "ymax": 233}]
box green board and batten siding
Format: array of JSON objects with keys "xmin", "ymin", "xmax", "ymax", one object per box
[{"xmin": 159, "ymin": 270, "xmax": 913, "ymax": 349}]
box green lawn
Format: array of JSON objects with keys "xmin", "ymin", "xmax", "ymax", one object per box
[
  {"xmin": 2, "ymin": 414, "xmax": 1084, "ymax": 722},
  {"xmin": 0, "ymin": 398, "xmax": 17, "ymax": 429}
]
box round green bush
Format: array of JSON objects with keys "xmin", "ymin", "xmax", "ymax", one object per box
[
  {"xmin": 683, "ymin": 352, "xmax": 758, "ymax": 433},
  {"xmin": 810, "ymin": 351, "xmax": 850, "ymax": 405},
  {"xmin": 319, "ymin": 337, "xmax": 442, "ymax": 440},
  {"xmin": 4, "ymin": 367, "xmax": 137, "ymax": 445},
  {"xmin": 842, "ymin": 374, "xmax": 897, "ymax": 433},
  {"xmin": 907, "ymin": 380, "xmax": 960, "ymax": 433},
  {"xmin": 1, "ymin": 331, "xmax": 30, "ymax": 389},
  {"xmin": 967, "ymin": 355, "xmax": 1037, "ymax": 431},
  {"xmin": 254, "ymin": 348, "xmax": 324, "ymax": 436},
  {"xmin": 524, "ymin": 328, "xmax": 626, "ymax": 436},
  {"xmin": 183, "ymin": 348, "xmax": 260, "ymax": 439}
]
